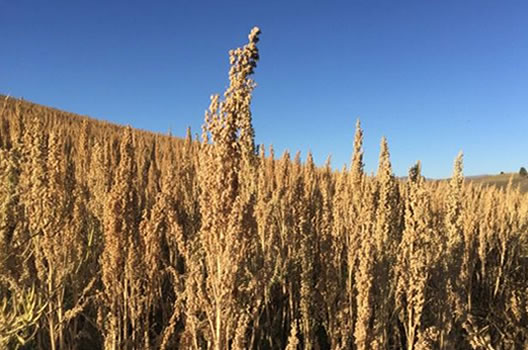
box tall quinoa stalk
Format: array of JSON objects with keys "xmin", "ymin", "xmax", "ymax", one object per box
[{"xmin": 188, "ymin": 26, "xmax": 261, "ymax": 349}]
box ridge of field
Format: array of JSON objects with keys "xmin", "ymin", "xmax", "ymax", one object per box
[{"xmin": 0, "ymin": 94, "xmax": 182, "ymax": 141}]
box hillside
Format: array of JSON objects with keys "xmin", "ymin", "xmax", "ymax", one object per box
[
  {"xmin": 0, "ymin": 94, "xmax": 184, "ymax": 143},
  {"xmin": 466, "ymin": 173, "xmax": 528, "ymax": 193}
]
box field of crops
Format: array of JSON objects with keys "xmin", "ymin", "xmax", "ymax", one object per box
[{"xmin": 1, "ymin": 28, "xmax": 527, "ymax": 350}]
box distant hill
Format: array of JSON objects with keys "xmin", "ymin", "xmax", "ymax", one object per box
[{"xmin": 465, "ymin": 173, "xmax": 528, "ymax": 193}]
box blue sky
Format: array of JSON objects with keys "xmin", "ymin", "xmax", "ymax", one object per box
[{"xmin": 2, "ymin": 0, "xmax": 527, "ymax": 178}]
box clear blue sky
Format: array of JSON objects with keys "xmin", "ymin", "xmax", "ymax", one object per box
[{"xmin": 2, "ymin": 0, "xmax": 527, "ymax": 178}]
